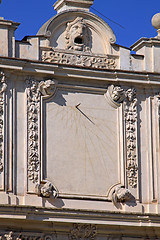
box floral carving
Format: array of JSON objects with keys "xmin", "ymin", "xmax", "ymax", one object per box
[
  {"xmin": 105, "ymin": 86, "xmax": 138, "ymax": 188},
  {"xmin": 35, "ymin": 181, "xmax": 58, "ymax": 198},
  {"xmin": 26, "ymin": 78, "xmax": 58, "ymax": 185},
  {"xmin": 41, "ymin": 49, "xmax": 117, "ymax": 69},
  {"xmin": 0, "ymin": 231, "xmax": 54, "ymax": 240},
  {"xmin": 0, "ymin": 72, "xmax": 7, "ymax": 174},
  {"xmin": 112, "ymin": 186, "xmax": 132, "ymax": 204},
  {"xmin": 65, "ymin": 17, "xmax": 91, "ymax": 52},
  {"xmin": 26, "ymin": 78, "xmax": 41, "ymax": 183},
  {"xmin": 124, "ymin": 88, "xmax": 138, "ymax": 188},
  {"xmin": 69, "ymin": 224, "xmax": 96, "ymax": 240}
]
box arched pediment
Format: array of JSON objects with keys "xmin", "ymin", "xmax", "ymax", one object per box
[{"xmin": 37, "ymin": 10, "xmax": 116, "ymax": 55}]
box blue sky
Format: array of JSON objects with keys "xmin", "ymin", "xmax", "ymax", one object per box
[{"xmin": 0, "ymin": 0, "xmax": 159, "ymax": 48}]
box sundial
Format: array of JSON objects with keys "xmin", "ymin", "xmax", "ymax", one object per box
[{"xmin": 42, "ymin": 89, "xmax": 120, "ymax": 199}]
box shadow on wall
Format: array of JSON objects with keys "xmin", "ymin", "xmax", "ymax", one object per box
[{"xmin": 42, "ymin": 197, "xmax": 65, "ymax": 208}]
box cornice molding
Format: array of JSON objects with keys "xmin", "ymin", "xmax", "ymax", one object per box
[{"xmin": 0, "ymin": 57, "xmax": 160, "ymax": 86}]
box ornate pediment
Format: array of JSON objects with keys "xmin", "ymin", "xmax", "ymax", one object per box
[{"xmin": 65, "ymin": 17, "xmax": 91, "ymax": 52}]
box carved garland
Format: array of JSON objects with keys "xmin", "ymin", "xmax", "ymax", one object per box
[
  {"xmin": 0, "ymin": 72, "xmax": 7, "ymax": 174},
  {"xmin": 26, "ymin": 78, "xmax": 57, "ymax": 184},
  {"xmin": 69, "ymin": 224, "xmax": 97, "ymax": 240},
  {"xmin": 105, "ymin": 85, "xmax": 138, "ymax": 188},
  {"xmin": 124, "ymin": 89, "xmax": 138, "ymax": 188},
  {"xmin": 26, "ymin": 78, "xmax": 41, "ymax": 183}
]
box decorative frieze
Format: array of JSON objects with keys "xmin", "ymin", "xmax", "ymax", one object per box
[
  {"xmin": 105, "ymin": 85, "xmax": 138, "ymax": 188},
  {"xmin": 69, "ymin": 224, "xmax": 97, "ymax": 240},
  {"xmin": 26, "ymin": 78, "xmax": 57, "ymax": 185},
  {"xmin": 41, "ymin": 49, "xmax": 117, "ymax": 69},
  {"xmin": 0, "ymin": 72, "xmax": 7, "ymax": 174},
  {"xmin": 0, "ymin": 231, "xmax": 54, "ymax": 240}
]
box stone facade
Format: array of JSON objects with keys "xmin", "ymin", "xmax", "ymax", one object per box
[{"xmin": 0, "ymin": 0, "xmax": 160, "ymax": 239}]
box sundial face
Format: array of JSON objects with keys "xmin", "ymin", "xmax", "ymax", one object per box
[{"xmin": 42, "ymin": 89, "xmax": 120, "ymax": 198}]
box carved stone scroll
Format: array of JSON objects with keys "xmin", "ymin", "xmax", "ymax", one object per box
[
  {"xmin": 0, "ymin": 72, "xmax": 7, "ymax": 174},
  {"xmin": 35, "ymin": 181, "xmax": 58, "ymax": 198},
  {"xmin": 69, "ymin": 224, "xmax": 97, "ymax": 240},
  {"xmin": 112, "ymin": 186, "xmax": 132, "ymax": 205},
  {"xmin": 41, "ymin": 49, "xmax": 117, "ymax": 69},
  {"xmin": 105, "ymin": 85, "xmax": 125, "ymax": 108},
  {"xmin": 26, "ymin": 78, "xmax": 57, "ymax": 187},
  {"xmin": 105, "ymin": 85, "xmax": 138, "ymax": 189},
  {"xmin": 39, "ymin": 79, "xmax": 57, "ymax": 97}
]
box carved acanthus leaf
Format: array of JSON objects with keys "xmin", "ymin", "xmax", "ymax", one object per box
[
  {"xmin": 112, "ymin": 186, "xmax": 132, "ymax": 205},
  {"xmin": 69, "ymin": 224, "xmax": 97, "ymax": 240},
  {"xmin": 35, "ymin": 181, "xmax": 58, "ymax": 198}
]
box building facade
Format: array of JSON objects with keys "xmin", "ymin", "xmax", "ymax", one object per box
[{"xmin": 0, "ymin": 0, "xmax": 160, "ymax": 239}]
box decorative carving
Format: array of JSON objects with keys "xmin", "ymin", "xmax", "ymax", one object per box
[
  {"xmin": 65, "ymin": 17, "xmax": 91, "ymax": 52},
  {"xmin": 124, "ymin": 88, "xmax": 138, "ymax": 188},
  {"xmin": 0, "ymin": 231, "xmax": 54, "ymax": 240},
  {"xmin": 69, "ymin": 224, "xmax": 96, "ymax": 240},
  {"xmin": 26, "ymin": 78, "xmax": 41, "ymax": 183},
  {"xmin": 39, "ymin": 79, "xmax": 57, "ymax": 97},
  {"xmin": 35, "ymin": 181, "xmax": 58, "ymax": 198},
  {"xmin": 105, "ymin": 85, "xmax": 125, "ymax": 108},
  {"xmin": 41, "ymin": 49, "xmax": 117, "ymax": 69},
  {"xmin": 105, "ymin": 86, "xmax": 138, "ymax": 188},
  {"xmin": 26, "ymin": 78, "xmax": 58, "ymax": 185},
  {"xmin": 112, "ymin": 186, "xmax": 132, "ymax": 204},
  {"xmin": 0, "ymin": 72, "xmax": 7, "ymax": 174}
]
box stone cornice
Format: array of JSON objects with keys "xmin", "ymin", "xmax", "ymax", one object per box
[
  {"xmin": 0, "ymin": 205, "xmax": 160, "ymax": 228},
  {"xmin": 1, "ymin": 56, "xmax": 160, "ymax": 87}
]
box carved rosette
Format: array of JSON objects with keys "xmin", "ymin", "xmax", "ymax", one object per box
[
  {"xmin": 0, "ymin": 72, "xmax": 7, "ymax": 174},
  {"xmin": 26, "ymin": 78, "xmax": 57, "ymax": 185},
  {"xmin": 105, "ymin": 85, "xmax": 138, "ymax": 188},
  {"xmin": 0, "ymin": 231, "xmax": 54, "ymax": 240},
  {"xmin": 124, "ymin": 89, "xmax": 138, "ymax": 188},
  {"xmin": 69, "ymin": 224, "xmax": 97, "ymax": 240}
]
